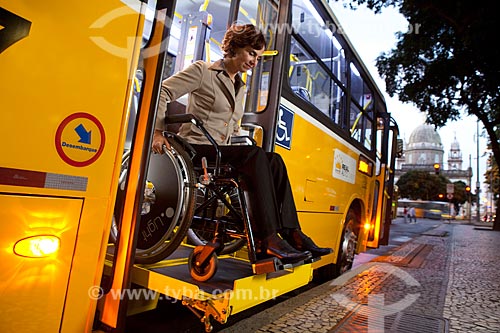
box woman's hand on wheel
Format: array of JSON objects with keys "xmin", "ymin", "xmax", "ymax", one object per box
[{"xmin": 152, "ymin": 129, "xmax": 171, "ymax": 154}]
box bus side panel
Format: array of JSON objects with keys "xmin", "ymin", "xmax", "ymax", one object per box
[
  {"xmin": 0, "ymin": 1, "xmax": 145, "ymax": 331},
  {"xmin": 275, "ymin": 101, "xmax": 372, "ymax": 263},
  {"xmin": 0, "ymin": 1, "xmax": 139, "ymax": 186},
  {"xmin": 0, "ymin": 195, "xmax": 83, "ymax": 333}
]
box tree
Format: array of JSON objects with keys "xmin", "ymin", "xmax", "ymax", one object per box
[
  {"xmin": 396, "ymin": 170, "xmax": 448, "ymax": 201},
  {"xmin": 339, "ymin": 0, "xmax": 500, "ymax": 230},
  {"xmin": 451, "ymin": 180, "xmax": 472, "ymax": 217}
]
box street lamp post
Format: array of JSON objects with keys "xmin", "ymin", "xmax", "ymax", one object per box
[
  {"xmin": 489, "ymin": 153, "xmax": 493, "ymax": 221},
  {"xmin": 476, "ymin": 120, "xmax": 481, "ymax": 223},
  {"xmin": 468, "ymin": 154, "xmax": 472, "ymax": 224}
]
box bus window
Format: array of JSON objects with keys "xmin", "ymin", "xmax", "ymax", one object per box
[
  {"xmin": 289, "ymin": 38, "xmax": 336, "ymax": 119},
  {"xmin": 240, "ymin": 0, "xmax": 278, "ymax": 113},
  {"xmin": 331, "ymin": 38, "xmax": 347, "ymax": 122},
  {"xmin": 332, "ymin": 36, "xmax": 347, "ymax": 86},
  {"xmin": 375, "ymin": 117, "xmax": 384, "ymax": 175},
  {"xmin": 349, "ymin": 62, "xmax": 375, "ymax": 150},
  {"xmin": 364, "ymin": 111, "xmax": 374, "ymax": 150},
  {"xmin": 349, "ymin": 102, "xmax": 375, "ymax": 150},
  {"xmin": 350, "ymin": 103, "xmax": 363, "ymax": 140},
  {"xmin": 289, "ymin": 0, "xmax": 347, "ymax": 124},
  {"xmin": 351, "ymin": 64, "xmax": 374, "ymax": 114}
]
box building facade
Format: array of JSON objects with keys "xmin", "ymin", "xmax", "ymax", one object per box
[{"xmin": 395, "ymin": 124, "xmax": 472, "ymax": 187}]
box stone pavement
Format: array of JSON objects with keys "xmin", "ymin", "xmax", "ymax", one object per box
[{"xmin": 223, "ymin": 222, "xmax": 500, "ymax": 332}]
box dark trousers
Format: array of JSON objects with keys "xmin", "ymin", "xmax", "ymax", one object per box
[{"xmin": 191, "ymin": 144, "xmax": 300, "ymax": 239}]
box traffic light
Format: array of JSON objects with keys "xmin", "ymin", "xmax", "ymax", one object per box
[
  {"xmin": 433, "ymin": 163, "xmax": 440, "ymax": 175},
  {"xmin": 465, "ymin": 185, "xmax": 471, "ymax": 193},
  {"xmin": 438, "ymin": 193, "xmax": 444, "ymax": 199}
]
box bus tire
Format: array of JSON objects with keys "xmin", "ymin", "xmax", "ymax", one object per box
[{"xmin": 334, "ymin": 209, "xmax": 358, "ymax": 276}]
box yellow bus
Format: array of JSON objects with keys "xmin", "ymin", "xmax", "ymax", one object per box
[{"xmin": 0, "ymin": 0, "xmax": 400, "ymax": 332}]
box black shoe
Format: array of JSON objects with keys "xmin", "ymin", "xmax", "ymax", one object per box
[
  {"xmin": 257, "ymin": 234, "xmax": 312, "ymax": 264},
  {"xmin": 284, "ymin": 229, "xmax": 333, "ymax": 258}
]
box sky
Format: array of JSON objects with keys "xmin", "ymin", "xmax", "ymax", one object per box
[{"xmin": 327, "ymin": 2, "xmax": 490, "ymax": 194}]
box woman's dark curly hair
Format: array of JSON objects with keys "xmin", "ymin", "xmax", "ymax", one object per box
[{"xmin": 221, "ymin": 24, "xmax": 266, "ymax": 57}]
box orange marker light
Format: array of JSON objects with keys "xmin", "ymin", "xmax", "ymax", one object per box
[{"xmin": 14, "ymin": 235, "xmax": 60, "ymax": 258}]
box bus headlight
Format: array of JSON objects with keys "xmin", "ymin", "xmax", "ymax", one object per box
[{"xmin": 14, "ymin": 235, "xmax": 61, "ymax": 258}]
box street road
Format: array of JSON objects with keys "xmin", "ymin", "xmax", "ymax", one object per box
[{"xmin": 353, "ymin": 216, "xmax": 443, "ymax": 267}]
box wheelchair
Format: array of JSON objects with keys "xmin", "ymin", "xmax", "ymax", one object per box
[
  {"xmin": 111, "ymin": 114, "xmax": 309, "ymax": 281},
  {"xmin": 163, "ymin": 114, "xmax": 276, "ymax": 282}
]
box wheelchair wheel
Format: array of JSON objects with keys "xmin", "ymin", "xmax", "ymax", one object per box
[
  {"xmin": 188, "ymin": 246, "xmax": 218, "ymax": 282},
  {"xmin": 187, "ymin": 187, "xmax": 246, "ymax": 255},
  {"xmin": 133, "ymin": 139, "xmax": 196, "ymax": 264}
]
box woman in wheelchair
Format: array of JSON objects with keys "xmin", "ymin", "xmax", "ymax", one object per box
[{"xmin": 152, "ymin": 24, "xmax": 332, "ymax": 264}]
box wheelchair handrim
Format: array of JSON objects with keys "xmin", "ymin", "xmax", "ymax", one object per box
[{"xmin": 135, "ymin": 147, "xmax": 193, "ymax": 257}]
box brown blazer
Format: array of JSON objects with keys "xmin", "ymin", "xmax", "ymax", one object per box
[{"xmin": 156, "ymin": 60, "xmax": 245, "ymax": 145}]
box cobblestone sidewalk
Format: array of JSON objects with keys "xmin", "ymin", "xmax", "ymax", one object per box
[
  {"xmin": 444, "ymin": 224, "xmax": 500, "ymax": 333},
  {"xmin": 223, "ymin": 223, "xmax": 500, "ymax": 333}
]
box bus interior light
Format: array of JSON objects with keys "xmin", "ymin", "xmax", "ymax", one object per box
[{"xmin": 14, "ymin": 235, "xmax": 61, "ymax": 258}]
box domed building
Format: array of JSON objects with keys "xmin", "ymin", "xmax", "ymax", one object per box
[
  {"xmin": 395, "ymin": 124, "xmax": 472, "ymax": 185},
  {"xmin": 404, "ymin": 124, "xmax": 444, "ymax": 167}
]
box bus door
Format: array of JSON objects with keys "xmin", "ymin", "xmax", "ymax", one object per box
[
  {"xmin": 380, "ymin": 118, "xmax": 401, "ymax": 244},
  {"xmin": 376, "ymin": 118, "xmax": 401, "ymax": 245},
  {"xmin": 367, "ymin": 114, "xmax": 401, "ymax": 247},
  {"xmin": 97, "ymin": 1, "xmax": 178, "ymax": 331},
  {"xmin": 0, "ymin": 1, "xmax": 151, "ymax": 332}
]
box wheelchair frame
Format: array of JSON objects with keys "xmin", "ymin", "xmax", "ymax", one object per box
[{"xmin": 164, "ymin": 114, "xmax": 278, "ymax": 280}]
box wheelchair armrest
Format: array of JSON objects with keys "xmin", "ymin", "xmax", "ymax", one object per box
[
  {"xmin": 164, "ymin": 114, "xmax": 214, "ymax": 146},
  {"xmin": 165, "ymin": 113, "xmax": 203, "ymax": 126},
  {"xmin": 164, "ymin": 113, "xmax": 222, "ymax": 176},
  {"xmin": 230, "ymin": 135, "xmax": 256, "ymax": 146}
]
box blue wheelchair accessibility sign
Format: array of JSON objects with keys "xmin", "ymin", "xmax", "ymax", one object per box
[{"xmin": 276, "ymin": 105, "xmax": 294, "ymax": 150}]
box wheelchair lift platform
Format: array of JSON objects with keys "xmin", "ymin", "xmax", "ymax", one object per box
[{"xmin": 129, "ymin": 245, "xmax": 314, "ymax": 331}]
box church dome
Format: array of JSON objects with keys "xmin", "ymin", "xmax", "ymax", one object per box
[
  {"xmin": 407, "ymin": 124, "xmax": 443, "ymax": 149},
  {"xmin": 404, "ymin": 124, "xmax": 444, "ymax": 166}
]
